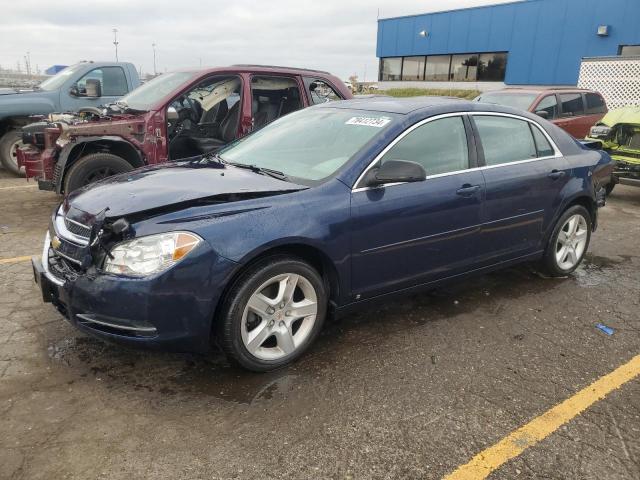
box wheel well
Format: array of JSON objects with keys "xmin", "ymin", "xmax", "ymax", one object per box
[
  {"xmin": 565, "ymin": 196, "xmax": 596, "ymax": 226},
  {"xmin": 66, "ymin": 140, "xmax": 145, "ymax": 171},
  {"xmin": 211, "ymin": 244, "xmax": 340, "ymax": 335},
  {"xmin": 0, "ymin": 117, "xmax": 31, "ymax": 136}
]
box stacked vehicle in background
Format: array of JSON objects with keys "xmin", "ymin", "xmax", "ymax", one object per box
[
  {"xmin": 0, "ymin": 61, "xmax": 140, "ymax": 175},
  {"xmin": 17, "ymin": 65, "xmax": 351, "ymax": 193}
]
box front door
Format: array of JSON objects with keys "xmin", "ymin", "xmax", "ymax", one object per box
[
  {"xmin": 63, "ymin": 66, "xmax": 130, "ymax": 111},
  {"xmin": 471, "ymin": 114, "xmax": 570, "ymax": 264},
  {"xmin": 350, "ymin": 115, "xmax": 485, "ymax": 299}
]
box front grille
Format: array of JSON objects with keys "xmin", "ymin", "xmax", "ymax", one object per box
[{"xmin": 64, "ymin": 217, "xmax": 91, "ymax": 238}]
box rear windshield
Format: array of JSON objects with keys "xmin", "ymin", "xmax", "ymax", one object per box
[{"xmin": 476, "ymin": 92, "xmax": 538, "ymax": 112}]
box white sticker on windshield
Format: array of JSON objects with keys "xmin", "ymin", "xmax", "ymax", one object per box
[{"xmin": 345, "ymin": 116, "xmax": 392, "ymax": 128}]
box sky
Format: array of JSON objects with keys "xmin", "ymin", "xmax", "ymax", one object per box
[{"xmin": 1, "ymin": 0, "xmax": 519, "ymax": 81}]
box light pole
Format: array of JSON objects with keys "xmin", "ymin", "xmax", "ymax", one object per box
[
  {"xmin": 113, "ymin": 28, "xmax": 119, "ymax": 61},
  {"xmin": 152, "ymin": 43, "xmax": 157, "ymax": 76}
]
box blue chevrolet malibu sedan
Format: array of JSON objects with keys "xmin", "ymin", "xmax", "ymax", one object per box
[{"xmin": 33, "ymin": 97, "xmax": 613, "ymax": 371}]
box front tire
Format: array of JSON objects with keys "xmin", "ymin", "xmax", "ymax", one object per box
[
  {"xmin": 217, "ymin": 256, "xmax": 327, "ymax": 372},
  {"xmin": 0, "ymin": 129, "xmax": 25, "ymax": 176},
  {"xmin": 541, "ymin": 205, "xmax": 591, "ymax": 276},
  {"xmin": 64, "ymin": 152, "xmax": 134, "ymax": 193}
]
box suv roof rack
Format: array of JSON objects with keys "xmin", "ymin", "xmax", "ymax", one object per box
[{"xmin": 232, "ymin": 64, "xmax": 331, "ymax": 75}]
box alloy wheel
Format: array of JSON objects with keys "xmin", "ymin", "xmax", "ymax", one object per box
[
  {"xmin": 241, "ymin": 273, "xmax": 318, "ymax": 361},
  {"xmin": 555, "ymin": 214, "xmax": 588, "ymax": 270}
]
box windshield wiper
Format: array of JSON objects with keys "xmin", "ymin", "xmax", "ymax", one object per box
[{"xmin": 227, "ymin": 162, "xmax": 289, "ymax": 181}]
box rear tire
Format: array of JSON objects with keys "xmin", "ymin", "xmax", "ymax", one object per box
[
  {"xmin": 217, "ymin": 256, "xmax": 327, "ymax": 372},
  {"xmin": 0, "ymin": 129, "xmax": 25, "ymax": 176},
  {"xmin": 64, "ymin": 152, "xmax": 133, "ymax": 193},
  {"xmin": 540, "ymin": 205, "xmax": 591, "ymax": 277}
]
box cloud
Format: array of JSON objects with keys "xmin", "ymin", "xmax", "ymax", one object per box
[{"xmin": 0, "ymin": 0, "xmax": 518, "ymax": 80}]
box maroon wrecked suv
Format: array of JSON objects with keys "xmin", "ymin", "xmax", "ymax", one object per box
[{"xmin": 17, "ymin": 65, "xmax": 351, "ymax": 193}]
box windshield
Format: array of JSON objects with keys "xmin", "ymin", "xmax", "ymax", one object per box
[
  {"xmin": 38, "ymin": 65, "xmax": 79, "ymax": 91},
  {"xmin": 218, "ymin": 107, "xmax": 398, "ymax": 183},
  {"xmin": 476, "ymin": 92, "xmax": 538, "ymax": 111},
  {"xmin": 118, "ymin": 72, "xmax": 198, "ymax": 111}
]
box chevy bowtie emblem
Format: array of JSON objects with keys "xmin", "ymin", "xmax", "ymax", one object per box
[{"xmin": 51, "ymin": 235, "xmax": 61, "ymax": 250}]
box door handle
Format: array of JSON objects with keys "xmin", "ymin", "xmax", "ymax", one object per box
[
  {"xmin": 548, "ymin": 170, "xmax": 566, "ymax": 180},
  {"xmin": 456, "ymin": 184, "xmax": 481, "ymax": 196}
]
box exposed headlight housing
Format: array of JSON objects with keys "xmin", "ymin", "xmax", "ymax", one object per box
[
  {"xmin": 104, "ymin": 232, "xmax": 202, "ymax": 277},
  {"xmin": 589, "ymin": 125, "xmax": 612, "ymax": 139}
]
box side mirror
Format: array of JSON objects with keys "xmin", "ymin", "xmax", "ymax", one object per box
[
  {"xmin": 69, "ymin": 85, "xmax": 80, "ymax": 97},
  {"xmin": 85, "ymin": 79, "xmax": 102, "ymax": 98},
  {"xmin": 366, "ymin": 160, "xmax": 426, "ymax": 187},
  {"xmin": 535, "ymin": 110, "xmax": 549, "ymax": 119},
  {"xmin": 167, "ymin": 106, "xmax": 179, "ymax": 121}
]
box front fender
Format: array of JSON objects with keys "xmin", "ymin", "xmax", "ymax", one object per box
[{"xmin": 55, "ymin": 136, "xmax": 144, "ymax": 193}]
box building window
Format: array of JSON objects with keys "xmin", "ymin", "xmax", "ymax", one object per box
[
  {"xmin": 450, "ymin": 54, "xmax": 478, "ymax": 81},
  {"xmin": 424, "ymin": 55, "xmax": 451, "ymax": 81},
  {"xmin": 401, "ymin": 56, "xmax": 426, "ymax": 80},
  {"xmin": 478, "ymin": 53, "xmax": 508, "ymax": 81},
  {"xmin": 619, "ymin": 45, "xmax": 640, "ymax": 56},
  {"xmin": 380, "ymin": 58, "xmax": 402, "ymax": 81},
  {"xmin": 380, "ymin": 52, "xmax": 507, "ymax": 82}
]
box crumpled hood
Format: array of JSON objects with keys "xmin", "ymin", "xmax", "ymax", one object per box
[
  {"xmin": 65, "ymin": 160, "xmax": 307, "ymax": 219},
  {"xmin": 600, "ymin": 106, "xmax": 640, "ymax": 127}
]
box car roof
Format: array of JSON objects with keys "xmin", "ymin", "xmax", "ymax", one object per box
[
  {"xmin": 485, "ymin": 87, "xmax": 599, "ymax": 95},
  {"xmin": 320, "ymin": 95, "xmax": 475, "ymax": 114},
  {"xmin": 172, "ymin": 65, "xmax": 335, "ymax": 77}
]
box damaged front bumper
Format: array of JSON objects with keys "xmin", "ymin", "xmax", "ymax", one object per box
[{"xmin": 34, "ymin": 221, "xmax": 237, "ymax": 353}]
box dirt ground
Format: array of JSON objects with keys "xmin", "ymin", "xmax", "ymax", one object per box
[{"xmin": 1, "ymin": 169, "xmax": 639, "ymax": 480}]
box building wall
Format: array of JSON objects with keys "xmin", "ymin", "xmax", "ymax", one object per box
[{"xmin": 377, "ymin": 0, "xmax": 640, "ymax": 85}]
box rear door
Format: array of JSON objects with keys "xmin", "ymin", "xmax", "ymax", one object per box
[
  {"xmin": 555, "ymin": 92, "xmax": 586, "ymax": 138},
  {"xmin": 471, "ymin": 113, "xmax": 570, "ymax": 264},
  {"xmin": 350, "ymin": 115, "xmax": 485, "ymax": 299}
]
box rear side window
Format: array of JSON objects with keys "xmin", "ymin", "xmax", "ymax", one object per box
[
  {"xmin": 304, "ymin": 79, "xmax": 342, "ymax": 105},
  {"xmin": 559, "ymin": 93, "xmax": 584, "ymax": 116},
  {"xmin": 380, "ymin": 116, "xmax": 469, "ymax": 176},
  {"xmin": 530, "ymin": 125, "xmax": 555, "ymax": 157},
  {"xmin": 474, "ymin": 116, "xmax": 537, "ymax": 166},
  {"xmin": 535, "ymin": 95, "xmax": 559, "ymax": 120},
  {"xmin": 585, "ymin": 93, "xmax": 607, "ymax": 114}
]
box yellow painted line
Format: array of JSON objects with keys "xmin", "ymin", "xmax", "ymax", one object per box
[
  {"xmin": 0, "ymin": 255, "xmax": 34, "ymax": 265},
  {"xmin": 444, "ymin": 354, "xmax": 640, "ymax": 480},
  {"xmin": 0, "ymin": 184, "xmax": 38, "ymax": 190}
]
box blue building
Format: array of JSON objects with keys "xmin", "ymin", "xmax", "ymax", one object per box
[{"xmin": 376, "ymin": 0, "xmax": 640, "ymax": 88}]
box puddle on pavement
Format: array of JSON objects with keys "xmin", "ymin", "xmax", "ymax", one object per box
[
  {"xmin": 572, "ymin": 254, "xmax": 625, "ymax": 287},
  {"xmin": 44, "ymin": 264, "xmax": 570, "ymax": 404}
]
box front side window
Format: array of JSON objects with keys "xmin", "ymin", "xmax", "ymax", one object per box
[
  {"xmin": 559, "ymin": 93, "xmax": 584, "ymax": 116},
  {"xmin": 76, "ymin": 67, "xmax": 128, "ymax": 96},
  {"xmin": 380, "ymin": 116, "xmax": 469, "ymax": 176},
  {"xmin": 474, "ymin": 116, "xmax": 537, "ymax": 166},
  {"xmin": 380, "ymin": 58, "xmax": 402, "ymax": 81},
  {"xmin": 402, "ymin": 56, "xmax": 426, "ymax": 81},
  {"xmin": 305, "ymin": 79, "xmax": 341, "ymax": 105},
  {"xmin": 585, "ymin": 93, "xmax": 606, "ymax": 114},
  {"xmin": 219, "ymin": 108, "xmax": 398, "ymax": 183},
  {"xmin": 535, "ymin": 95, "xmax": 559, "ymax": 119}
]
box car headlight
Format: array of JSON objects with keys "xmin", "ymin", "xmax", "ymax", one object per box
[{"xmin": 104, "ymin": 232, "xmax": 202, "ymax": 277}]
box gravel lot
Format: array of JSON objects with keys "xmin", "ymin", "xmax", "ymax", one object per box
[{"xmin": 1, "ymin": 168, "xmax": 639, "ymax": 480}]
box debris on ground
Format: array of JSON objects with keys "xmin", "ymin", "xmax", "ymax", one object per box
[{"xmin": 595, "ymin": 323, "xmax": 615, "ymax": 336}]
